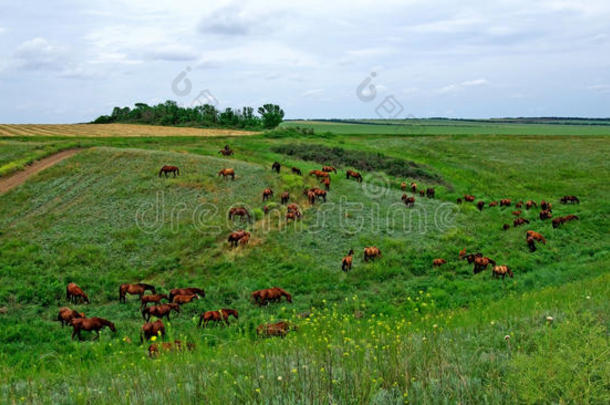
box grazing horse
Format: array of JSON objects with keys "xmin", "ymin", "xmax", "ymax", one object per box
[
  {"xmin": 287, "ymin": 203, "xmax": 300, "ymax": 213},
  {"xmin": 71, "ymin": 317, "xmax": 116, "ymax": 340},
  {"xmin": 492, "ymin": 265, "xmax": 514, "ymax": 279},
  {"xmin": 66, "ymin": 283, "xmax": 89, "ymax": 304},
  {"xmin": 306, "ymin": 190, "xmax": 316, "ymax": 204},
  {"xmin": 218, "ymin": 168, "xmax": 235, "ymax": 180},
  {"xmin": 459, "ymin": 248, "xmax": 467, "ymax": 259},
  {"xmin": 433, "ymin": 258, "xmax": 446, "ymax": 267},
  {"xmin": 503, "ymin": 223, "xmax": 510, "ymax": 231},
  {"xmin": 251, "ymin": 287, "xmax": 292, "ymax": 306},
  {"xmin": 456, "ymin": 198, "xmax": 462, "ymax": 204},
  {"xmin": 280, "ymin": 192, "xmax": 290, "ymax": 204},
  {"xmin": 172, "ymin": 294, "xmax": 199, "ymax": 305},
  {"xmin": 239, "ymin": 233, "xmax": 250, "ymax": 245},
  {"xmin": 512, "ymin": 210, "xmax": 522, "ymax": 216},
  {"xmin": 229, "ymin": 207, "xmax": 251, "ymax": 222},
  {"xmin": 321, "ymin": 177, "xmax": 331, "ymax": 190},
  {"xmin": 148, "ymin": 340, "xmax": 195, "ymax": 357},
  {"xmin": 540, "ymin": 209, "xmax": 553, "ymax": 220},
  {"xmin": 419, "ymin": 190, "xmax": 425, "ymax": 196},
  {"xmin": 525, "ymin": 200, "xmax": 537, "ymax": 210},
  {"xmin": 346, "ymin": 170, "xmax": 363, "ymax": 182},
  {"xmin": 342, "ymin": 249, "xmax": 354, "ymax": 272},
  {"xmin": 464, "ymin": 195, "xmax": 475, "ymax": 202},
  {"xmin": 513, "ymin": 217, "xmax": 529, "ymax": 227},
  {"xmin": 463, "ymin": 253, "xmax": 483, "ymax": 264},
  {"xmin": 411, "ymin": 182, "xmax": 417, "ymax": 193},
  {"xmin": 228, "ymin": 230, "xmax": 250, "ymax": 247},
  {"xmin": 257, "ymin": 321, "xmax": 295, "ymax": 338},
  {"xmin": 286, "ymin": 211, "xmax": 302, "ymax": 221},
  {"xmin": 140, "ymin": 320, "xmax": 165, "ymax": 343},
  {"xmin": 363, "ymin": 247, "xmax": 381, "ymax": 262},
  {"xmin": 159, "ymin": 165, "xmax": 179, "ymax": 178},
  {"xmin": 477, "ymin": 201, "xmax": 485, "ymax": 211},
  {"xmin": 262, "ymin": 188, "xmax": 273, "ymax": 201},
  {"xmin": 272, "ymin": 162, "xmax": 281, "ymax": 173},
  {"xmin": 540, "ymin": 200, "xmax": 552, "ymax": 211},
  {"xmin": 500, "ymin": 199, "xmax": 511, "ymax": 207},
  {"xmin": 322, "ymin": 166, "xmax": 337, "ymax": 173},
  {"xmin": 526, "ymin": 230, "xmax": 546, "ymax": 252},
  {"xmin": 119, "ymin": 283, "xmax": 156, "ymax": 304},
  {"xmin": 219, "ymin": 147, "xmax": 234, "ymax": 156},
  {"xmin": 515, "ymin": 201, "xmax": 523, "ymax": 209},
  {"xmin": 198, "ymin": 309, "xmax": 238, "ymax": 327},
  {"xmin": 140, "ymin": 294, "xmax": 169, "ymax": 310},
  {"xmin": 552, "ymin": 214, "xmax": 579, "ymax": 228},
  {"xmin": 169, "ymin": 288, "xmax": 205, "ymax": 302},
  {"xmin": 57, "ymin": 307, "xmax": 85, "ymax": 327},
  {"xmin": 311, "ymin": 188, "xmax": 327, "ymax": 202},
  {"xmin": 142, "ymin": 303, "xmax": 180, "ymax": 322},
  {"xmin": 560, "ymin": 195, "xmax": 579, "ymax": 204},
  {"xmin": 426, "ymin": 188, "xmax": 435, "ymax": 198},
  {"xmin": 473, "ymin": 256, "xmax": 496, "ymax": 274},
  {"xmin": 291, "ymin": 167, "xmax": 302, "ymax": 176},
  {"xmin": 400, "ymin": 182, "xmax": 407, "ymax": 191},
  {"xmin": 489, "ymin": 201, "xmax": 498, "ymax": 207},
  {"xmin": 401, "ymin": 194, "xmax": 415, "ymax": 207}
]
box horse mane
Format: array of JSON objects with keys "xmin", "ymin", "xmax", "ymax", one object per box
[{"xmin": 138, "ymin": 283, "xmax": 155, "ymax": 290}]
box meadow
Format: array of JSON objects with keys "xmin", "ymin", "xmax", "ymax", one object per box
[{"xmin": 0, "ymin": 122, "xmax": 608, "ymax": 404}]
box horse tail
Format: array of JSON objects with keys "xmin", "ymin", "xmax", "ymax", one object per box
[{"xmin": 159, "ymin": 168, "xmax": 163, "ymax": 177}]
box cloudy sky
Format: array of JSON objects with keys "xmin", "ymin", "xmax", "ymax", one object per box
[{"xmin": 1, "ymin": 0, "xmax": 609, "ymax": 123}]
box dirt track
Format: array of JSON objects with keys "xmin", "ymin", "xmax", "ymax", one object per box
[{"xmin": 0, "ymin": 149, "xmax": 81, "ymax": 194}]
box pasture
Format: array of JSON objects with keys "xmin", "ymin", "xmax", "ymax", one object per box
[{"xmin": 0, "ymin": 121, "xmax": 608, "ymax": 403}]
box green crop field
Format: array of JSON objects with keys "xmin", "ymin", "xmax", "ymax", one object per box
[{"xmin": 0, "ymin": 123, "xmax": 609, "ymax": 404}]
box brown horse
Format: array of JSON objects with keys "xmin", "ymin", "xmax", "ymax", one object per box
[
  {"xmin": 228, "ymin": 230, "xmax": 250, "ymax": 247},
  {"xmin": 503, "ymin": 224, "xmax": 510, "ymax": 231},
  {"xmin": 459, "ymin": 248, "xmax": 467, "ymax": 259},
  {"xmin": 262, "ymin": 188, "xmax": 273, "ymax": 201},
  {"xmin": 311, "ymin": 188, "xmax": 327, "ymax": 202},
  {"xmin": 526, "ymin": 230, "xmax": 546, "ymax": 252},
  {"xmin": 148, "ymin": 340, "xmax": 195, "ymax": 357},
  {"xmin": 456, "ymin": 198, "xmax": 462, "ymax": 204},
  {"xmin": 552, "ymin": 214, "xmax": 579, "ymax": 228},
  {"xmin": 257, "ymin": 321, "xmax": 295, "ymax": 338},
  {"xmin": 309, "ymin": 170, "xmax": 329, "ymax": 179},
  {"xmin": 512, "ymin": 210, "xmax": 522, "ymax": 216},
  {"xmin": 400, "ymin": 182, "xmax": 407, "ymax": 191},
  {"xmin": 280, "ymin": 192, "xmax": 290, "ymax": 204},
  {"xmin": 71, "ymin": 317, "xmax": 116, "ymax": 340},
  {"xmin": 560, "ymin": 195, "xmax": 579, "ymax": 204},
  {"xmin": 66, "ymin": 283, "xmax": 89, "ymax": 304},
  {"xmin": 286, "ymin": 211, "xmax": 302, "ymax": 221},
  {"xmin": 322, "ymin": 166, "xmax": 337, "ymax": 173},
  {"xmin": 169, "ymin": 288, "xmax": 205, "ymax": 301},
  {"xmin": 218, "ymin": 168, "xmax": 235, "ymax": 180},
  {"xmin": 141, "ymin": 294, "xmax": 169, "ymax": 310},
  {"xmin": 219, "ymin": 148, "xmax": 234, "ymax": 156},
  {"xmin": 477, "ymin": 201, "xmax": 485, "ymax": 211},
  {"xmin": 500, "ymin": 199, "xmax": 511, "ymax": 207},
  {"xmin": 492, "ymin": 265, "xmax": 514, "ymax": 279},
  {"xmin": 251, "ymin": 287, "xmax": 292, "ymax": 306},
  {"xmin": 272, "ymin": 162, "xmax": 281, "ymax": 173},
  {"xmin": 342, "ymin": 249, "xmax": 354, "ymax": 272},
  {"xmin": 321, "ymin": 177, "xmax": 331, "ymax": 190},
  {"xmin": 540, "ymin": 200, "xmax": 552, "ymax": 211},
  {"xmin": 306, "ymin": 190, "xmax": 316, "ymax": 204},
  {"xmin": 515, "ymin": 201, "xmax": 523, "ymax": 209},
  {"xmin": 513, "ymin": 217, "xmax": 530, "ymax": 227},
  {"xmin": 489, "ymin": 201, "xmax": 498, "ymax": 207},
  {"xmin": 119, "ymin": 283, "xmax": 156, "ymax": 303},
  {"xmin": 463, "ymin": 253, "xmax": 483, "ymax": 264},
  {"xmin": 291, "ymin": 167, "xmax": 302, "ymax": 175},
  {"xmin": 142, "ymin": 303, "xmax": 180, "ymax": 322},
  {"xmin": 57, "ymin": 307, "xmax": 85, "ymax": 327},
  {"xmin": 172, "ymin": 294, "xmax": 199, "ymax": 305},
  {"xmin": 198, "ymin": 309, "xmax": 239, "ymax": 327},
  {"xmin": 411, "ymin": 182, "xmax": 417, "ymax": 193},
  {"xmin": 346, "ymin": 170, "xmax": 363, "ymax": 182},
  {"xmin": 140, "ymin": 320, "xmax": 165, "ymax": 342},
  {"xmin": 473, "ymin": 256, "xmax": 496, "ymax": 274},
  {"xmin": 401, "ymin": 194, "xmax": 415, "ymax": 207},
  {"xmin": 464, "ymin": 194, "xmax": 475, "ymax": 202},
  {"xmin": 525, "ymin": 200, "xmax": 537, "ymax": 210},
  {"xmin": 287, "ymin": 203, "xmax": 300, "ymax": 213},
  {"xmin": 229, "ymin": 207, "xmax": 251, "ymax": 222},
  {"xmin": 239, "ymin": 233, "xmax": 250, "ymax": 245},
  {"xmin": 159, "ymin": 165, "xmax": 180, "ymax": 178},
  {"xmin": 419, "ymin": 190, "xmax": 425, "ymax": 196},
  {"xmin": 363, "ymin": 246, "xmax": 381, "ymax": 262},
  {"xmin": 433, "ymin": 258, "xmax": 446, "ymax": 267},
  {"xmin": 540, "ymin": 209, "xmax": 553, "ymax": 220},
  {"xmin": 426, "ymin": 188, "xmax": 435, "ymax": 198}
]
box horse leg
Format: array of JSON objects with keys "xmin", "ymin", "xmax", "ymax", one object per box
[{"xmin": 94, "ymin": 330, "xmax": 100, "ymax": 340}]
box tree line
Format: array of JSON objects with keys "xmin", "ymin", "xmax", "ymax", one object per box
[{"xmin": 92, "ymin": 100, "xmax": 285, "ymax": 129}]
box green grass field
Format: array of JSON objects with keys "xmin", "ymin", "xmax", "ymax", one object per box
[{"xmin": 0, "ymin": 122, "xmax": 609, "ymax": 404}]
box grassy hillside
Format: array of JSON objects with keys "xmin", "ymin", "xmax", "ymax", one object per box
[{"xmin": 0, "ymin": 124, "xmax": 608, "ymax": 403}]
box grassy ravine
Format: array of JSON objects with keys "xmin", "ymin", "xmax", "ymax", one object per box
[{"xmin": 0, "ymin": 123, "xmax": 609, "ymax": 404}]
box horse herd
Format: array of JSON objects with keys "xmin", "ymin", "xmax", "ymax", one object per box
[{"xmin": 59, "ymin": 281, "xmax": 297, "ymax": 355}]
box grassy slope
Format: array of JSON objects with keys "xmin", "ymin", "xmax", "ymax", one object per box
[{"xmin": 0, "ymin": 125, "xmax": 609, "ymax": 403}]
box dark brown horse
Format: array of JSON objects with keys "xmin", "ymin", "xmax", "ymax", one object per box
[
  {"xmin": 426, "ymin": 188, "xmax": 435, "ymax": 198},
  {"xmin": 280, "ymin": 192, "xmax": 290, "ymax": 204},
  {"xmin": 251, "ymin": 287, "xmax": 292, "ymax": 306},
  {"xmin": 540, "ymin": 200, "xmax": 552, "ymax": 211},
  {"xmin": 512, "ymin": 210, "xmax": 522, "ymax": 216},
  {"xmin": 410, "ymin": 182, "xmax": 417, "ymax": 193},
  {"xmin": 477, "ymin": 201, "xmax": 485, "ymax": 211},
  {"xmin": 148, "ymin": 340, "xmax": 195, "ymax": 357},
  {"xmin": 473, "ymin": 256, "xmax": 496, "ymax": 274},
  {"xmin": 525, "ymin": 200, "xmax": 537, "ymax": 210},
  {"xmin": 159, "ymin": 165, "xmax": 180, "ymax": 178},
  {"xmin": 229, "ymin": 207, "xmax": 251, "ymax": 222},
  {"xmin": 310, "ymin": 188, "xmax": 327, "ymax": 202},
  {"xmin": 140, "ymin": 294, "xmax": 169, "ymax": 310},
  {"xmin": 219, "ymin": 146, "xmax": 234, "ymax": 156},
  {"xmin": 500, "ymin": 199, "xmax": 511, "ymax": 207},
  {"xmin": 57, "ymin": 307, "xmax": 85, "ymax": 327},
  {"xmin": 342, "ymin": 249, "xmax": 354, "ymax": 272},
  {"xmin": 142, "ymin": 303, "xmax": 180, "ymax": 322},
  {"xmin": 401, "ymin": 194, "xmax": 415, "ymax": 207},
  {"xmin": 198, "ymin": 309, "xmax": 239, "ymax": 327},
  {"xmin": 71, "ymin": 317, "xmax": 116, "ymax": 340},
  {"xmin": 540, "ymin": 209, "xmax": 553, "ymax": 220},
  {"xmin": 433, "ymin": 258, "xmax": 446, "ymax": 267},
  {"xmin": 464, "ymin": 195, "xmax": 475, "ymax": 202},
  {"xmin": 552, "ymin": 214, "xmax": 579, "ymax": 228},
  {"xmin": 169, "ymin": 288, "xmax": 205, "ymax": 301},
  {"xmin": 272, "ymin": 162, "xmax": 281, "ymax": 173},
  {"xmin": 218, "ymin": 168, "xmax": 235, "ymax": 180},
  {"xmin": 513, "ymin": 217, "xmax": 530, "ymax": 227},
  {"xmin": 322, "ymin": 166, "xmax": 337, "ymax": 173},
  {"xmin": 256, "ymin": 321, "xmax": 295, "ymax": 338},
  {"xmin": 262, "ymin": 188, "xmax": 273, "ymax": 201},
  {"xmin": 321, "ymin": 177, "xmax": 331, "ymax": 190},
  {"xmin": 286, "ymin": 211, "xmax": 302, "ymax": 221},
  {"xmin": 363, "ymin": 246, "xmax": 381, "ymax": 262},
  {"xmin": 346, "ymin": 170, "xmax": 363, "ymax": 182},
  {"xmin": 489, "ymin": 201, "xmax": 498, "ymax": 207},
  {"xmin": 66, "ymin": 283, "xmax": 89, "ymax": 304},
  {"xmin": 309, "ymin": 170, "xmax": 329, "ymax": 179},
  {"xmin": 140, "ymin": 320, "xmax": 165, "ymax": 342},
  {"xmin": 526, "ymin": 230, "xmax": 546, "ymax": 252},
  {"xmin": 172, "ymin": 294, "xmax": 199, "ymax": 305},
  {"xmin": 291, "ymin": 167, "xmax": 302, "ymax": 175},
  {"xmin": 119, "ymin": 283, "xmax": 156, "ymax": 303},
  {"xmin": 560, "ymin": 195, "xmax": 579, "ymax": 204},
  {"xmin": 228, "ymin": 230, "xmax": 250, "ymax": 247},
  {"xmin": 463, "ymin": 252, "xmax": 483, "ymax": 264}
]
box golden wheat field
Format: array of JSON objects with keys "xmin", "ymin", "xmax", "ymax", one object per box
[{"xmin": 0, "ymin": 123, "xmax": 260, "ymax": 137}]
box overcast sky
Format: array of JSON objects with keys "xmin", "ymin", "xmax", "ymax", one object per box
[{"xmin": 1, "ymin": 0, "xmax": 609, "ymax": 123}]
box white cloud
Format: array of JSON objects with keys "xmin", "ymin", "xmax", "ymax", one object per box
[
  {"xmin": 587, "ymin": 84, "xmax": 610, "ymax": 93},
  {"xmin": 302, "ymin": 89, "xmax": 324, "ymax": 97},
  {"xmin": 437, "ymin": 78, "xmax": 490, "ymax": 94},
  {"xmin": 14, "ymin": 37, "xmax": 65, "ymax": 70}
]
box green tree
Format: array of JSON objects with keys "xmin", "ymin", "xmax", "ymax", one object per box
[{"xmin": 257, "ymin": 104, "xmax": 285, "ymax": 129}]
